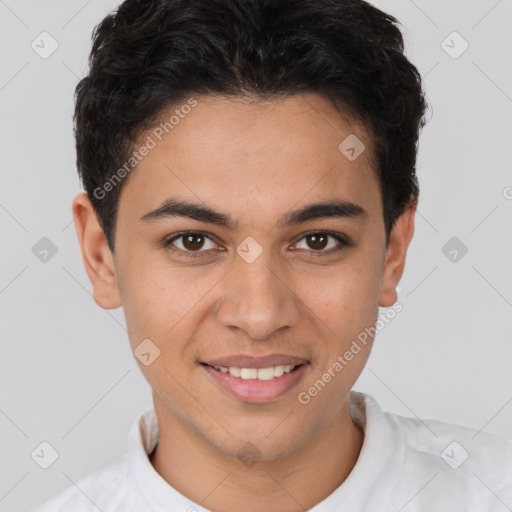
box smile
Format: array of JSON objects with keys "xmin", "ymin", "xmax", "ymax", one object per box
[
  {"xmin": 207, "ymin": 364, "xmax": 299, "ymax": 380},
  {"xmin": 201, "ymin": 360, "xmax": 309, "ymax": 403}
]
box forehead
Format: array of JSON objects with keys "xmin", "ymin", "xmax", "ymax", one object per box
[{"xmin": 118, "ymin": 93, "xmax": 382, "ymax": 226}]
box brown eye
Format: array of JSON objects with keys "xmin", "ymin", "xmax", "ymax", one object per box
[
  {"xmin": 294, "ymin": 232, "xmax": 349, "ymax": 254},
  {"xmin": 164, "ymin": 231, "xmax": 217, "ymax": 257},
  {"xmin": 305, "ymin": 233, "xmax": 329, "ymax": 250},
  {"xmin": 182, "ymin": 233, "xmax": 206, "ymax": 251}
]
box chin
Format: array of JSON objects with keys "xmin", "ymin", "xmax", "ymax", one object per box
[{"xmin": 207, "ymin": 423, "xmax": 309, "ymax": 464}]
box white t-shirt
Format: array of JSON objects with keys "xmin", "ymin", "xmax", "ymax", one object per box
[{"xmin": 28, "ymin": 391, "xmax": 512, "ymax": 511}]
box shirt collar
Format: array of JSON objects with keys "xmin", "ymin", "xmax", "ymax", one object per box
[
  {"xmin": 125, "ymin": 391, "xmax": 403, "ymax": 511},
  {"xmin": 309, "ymin": 391, "xmax": 405, "ymax": 510},
  {"xmin": 125, "ymin": 406, "xmax": 212, "ymax": 512}
]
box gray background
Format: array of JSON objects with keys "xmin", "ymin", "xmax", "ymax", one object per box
[{"xmin": 1, "ymin": 0, "xmax": 511, "ymax": 510}]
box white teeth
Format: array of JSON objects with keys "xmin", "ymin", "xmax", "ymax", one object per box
[
  {"xmin": 257, "ymin": 367, "xmax": 275, "ymax": 380},
  {"xmin": 240, "ymin": 368, "xmax": 258, "ymax": 380},
  {"xmin": 273, "ymin": 365, "xmax": 284, "ymax": 377},
  {"xmin": 228, "ymin": 367, "xmax": 241, "ymax": 377},
  {"xmin": 213, "ymin": 364, "xmax": 299, "ymax": 380}
]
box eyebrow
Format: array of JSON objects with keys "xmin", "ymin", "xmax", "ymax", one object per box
[{"xmin": 140, "ymin": 197, "xmax": 368, "ymax": 229}]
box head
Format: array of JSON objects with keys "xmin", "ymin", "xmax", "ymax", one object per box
[{"xmin": 73, "ymin": 0, "xmax": 427, "ymax": 461}]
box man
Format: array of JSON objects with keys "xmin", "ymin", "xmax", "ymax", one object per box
[{"xmin": 31, "ymin": 0, "xmax": 512, "ymax": 510}]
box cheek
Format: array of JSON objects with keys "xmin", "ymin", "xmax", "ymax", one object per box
[
  {"xmin": 302, "ymin": 257, "xmax": 382, "ymax": 334},
  {"xmin": 117, "ymin": 256, "xmax": 220, "ymax": 350},
  {"xmin": 114, "ymin": 252, "xmax": 172, "ymax": 344}
]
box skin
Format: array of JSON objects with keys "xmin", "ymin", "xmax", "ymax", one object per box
[{"xmin": 73, "ymin": 93, "xmax": 416, "ymax": 512}]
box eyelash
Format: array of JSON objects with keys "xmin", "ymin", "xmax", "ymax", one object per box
[{"xmin": 163, "ymin": 231, "xmax": 352, "ymax": 259}]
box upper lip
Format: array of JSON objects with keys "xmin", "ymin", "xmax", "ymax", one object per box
[{"xmin": 203, "ymin": 354, "xmax": 308, "ymax": 369}]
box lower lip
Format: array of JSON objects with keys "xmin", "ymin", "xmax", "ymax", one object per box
[{"xmin": 202, "ymin": 363, "xmax": 308, "ymax": 404}]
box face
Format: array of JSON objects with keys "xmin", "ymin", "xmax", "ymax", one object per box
[{"xmin": 74, "ymin": 93, "xmax": 414, "ymax": 461}]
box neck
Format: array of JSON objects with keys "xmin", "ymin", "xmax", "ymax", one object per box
[{"xmin": 150, "ymin": 395, "xmax": 364, "ymax": 512}]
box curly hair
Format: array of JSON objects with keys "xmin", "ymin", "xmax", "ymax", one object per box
[{"xmin": 74, "ymin": 0, "xmax": 428, "ymax": 252}]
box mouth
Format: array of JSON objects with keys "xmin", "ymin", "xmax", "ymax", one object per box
[
  {"xmin": 201, "ymin": 362, "xmax": 303, "ymax": 380},
  {"xmin": 200, "ymin": 358, "xmax": 309, "ymax": 403}
]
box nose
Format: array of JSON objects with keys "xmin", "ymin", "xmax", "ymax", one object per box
[{"xmin": 216, "ymin": 249, "xmax": 301, "ymax": 341}]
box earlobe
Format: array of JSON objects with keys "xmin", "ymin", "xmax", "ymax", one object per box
[
  {"xmin": 378, "ymin": 199, "xmax": 417, "ymax": 308},
  {"xmin": 72, "ymin": 192, "xmax": 122, "ymax": 310}
]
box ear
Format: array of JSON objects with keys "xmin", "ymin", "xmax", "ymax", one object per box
[
  {"xmin": 72, "ymin": 192, "xmax": 122, "ymax": 309},
  {"xmin": 379, "ymin": 197, "xmax": 417, "ymax": 307}
]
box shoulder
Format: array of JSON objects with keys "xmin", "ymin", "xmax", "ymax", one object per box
[
  {"xmin": 27, "ymin": 453, "xmax": 143, "ymax": 512},
  {"xmin": 352, "ymin": 392, "xmax": 512, "ymax": 510},
  {"xmin": 388, "ymin": 410, "xmax": 512, "ymax": 470},
  {"xmin": 386, "ymin": 410, "xmax": 512, "ymax": 508}
]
